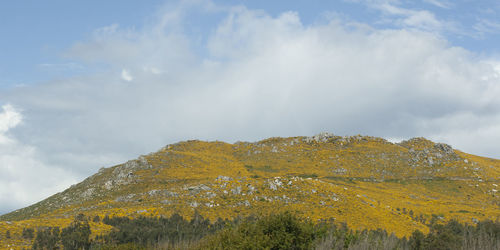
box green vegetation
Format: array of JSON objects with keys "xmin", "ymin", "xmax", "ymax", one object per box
[
  {"xmin": 25, "ymin": 212, "xmax": 500, "ymax": 249},
  {"xmin": 60, "ymin": 217, "xmax": 91, "ymax": 250},
  {"xmin": 22, "ymin": 228, "xmax": 34, "ymax": 240},
  {"xmin": 316, "ymin": 217, "xmax": 500, "ymax": 250},
  {"xmin": 197, "ymin": 211, "xmax": 323, "ymax": 249},
  {"xmin": 1, "ymin": 135, "xmax": 499, "ymax": 248},
  {"xmin": 98, "ymin": 211, "xmax": 227, "ymax": 247},
  {"xmin": 32, "ymin": 227, "xmax": 60, "ymax": 250},
  {"xmin": 298, "ymin": 173, "xmax": 319, "ymax": 178}
]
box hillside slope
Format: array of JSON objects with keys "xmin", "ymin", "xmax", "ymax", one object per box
[{"xmin": 1, "ymin": 133, "xmax": 499, "ymax": 248}]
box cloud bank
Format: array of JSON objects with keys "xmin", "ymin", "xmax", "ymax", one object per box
[
  {"xmin": 1, "ymin": 0, "xmax": 500, "ymax": 213},
  {"xmin": 0, "ymin": 104, "xmax": 76, "ymax": 214}
]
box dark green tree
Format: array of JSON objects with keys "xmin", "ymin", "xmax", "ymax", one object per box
[
  {"xmin": 32, "ymin": 227, "xmax": 60, "ymax": 250},
  {"xmin": 60, "ymin": 220, "xmax": 91, "ymax": 250},
  {"xmin": 22, "ymin": 227, "xmax": 35, "ymax": 239},
  {"xmin": 409, "ymin": 230, "xmax": 425, "ymax": 250},
  {"xmin": 199, "ymin": 211, "xmax": 323, "ymax": 249}
]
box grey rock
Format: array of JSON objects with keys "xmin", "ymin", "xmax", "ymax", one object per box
[
  {"xmin": 333, "ymin": 168, "xmax": 347, "ymax": 174},
  {"xmin": 434, "ymin": 143, "xmax": 454, "ymax": 154},
  {"xmin": 304, "ymin": 132, "xmax": 334, "ymax": 143},
  {"xmin": 268, "ymin": 178, "xmax": 283, "ymax": 191},
  {"xmin": 428, "ymin": 157, "xmax": 434, "ymax": 166},
  {"xmin": 231, "ymin": 186, "xmax": 242, "ymax": 195},
  {"xmin": 164, "ymin": 191, "xmax": 179, "ymax": 197},
  {"xmin": 104, "ymin": 180, "xmax": 114, "ymax": 190},
  {"xmin": 204, "ymin": 192, "xmax": 217, "ymax": 199},
  {"xmin": 185, "ymin": 184, "xmax": 211, "ymax": 194},
  {"xmin": 81, "ymin": 188, "xmax": 94, "ymax": 199},
  {"xmin": 160, "ymin": 200, "xmax": 172, "ymax": 205},
  {"xmin": 269, "ymin": 182, "xmax": 277, "ymax": 191},
  {"xmin": 148, "ymin": 190, "xmax": 163, "ymax": 196},
  {"xmin": 216, "ymin": 176, "xmax": 233, "ymax": 182},
  {"xmin": 115, "ymin": 194, "xmax": 136, "ymax": 202},
  {"xmin": 247, "ymin": 184, "xmax": 256, "ymax": 194}
]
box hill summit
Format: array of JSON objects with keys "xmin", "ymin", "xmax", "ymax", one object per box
[{"xmin": 1, "ymin": 133, "xmax": 499, "ymax": 248}]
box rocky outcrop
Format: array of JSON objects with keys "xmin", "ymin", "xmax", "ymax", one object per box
[
  {"xmin": 304, "ymin": 132, "xmax": 335, "ymax": 143},
  {"xmin": 399, "ymin": 138, "xmax": 462, "ymax": 169}
]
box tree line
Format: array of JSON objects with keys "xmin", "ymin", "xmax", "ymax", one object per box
[{"xmin": 21, "ymin": 212, "xmax": 500, "ymax": 249}]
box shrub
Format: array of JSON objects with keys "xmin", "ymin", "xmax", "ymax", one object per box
[
  {"xmin": 198, "ymin": 211, "xmax": 324, "ymax": 249},
  {"xmin": 22, "ymin": 227, "xmax": 35, "ymax": 239},
  {"xmin": 60, "ymin": 220, "xmax": 91, "ymax": 250},
  {"xmin": 100, "ymin": 212, "xmax": 224, "ymax": 247},
  {"xmin": 32, "ymin": 227, "xmax": 60, "ymax": 250}
]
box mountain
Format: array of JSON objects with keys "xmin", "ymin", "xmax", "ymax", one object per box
[{"xmin": 1, "ymin": 133, "xmax": 499, "ymax": 248}]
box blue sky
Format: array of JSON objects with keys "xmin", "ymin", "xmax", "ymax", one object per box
[
  {"xmin": 1, "ymin": 0, "xmax": 500, "ymax": 214},
  {"xmin": 0, "ymin": 0, "xmax": 165, "ymax": 87},
  {"xmin": 1, "ymin": 0, "xmax": 499, "ymax": 89}
]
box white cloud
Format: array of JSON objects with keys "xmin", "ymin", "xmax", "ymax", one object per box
[
  {"xmin": 423, "ymin": 0, "xmax": 452, "ymax": 9},
  {"xmin": 121, "ymin": 69, "xmax": 133, "ymax": 82},
  {"xmin": 474, "ymin": 19, "xmax": 500, "ymax": 37},
  {"xmin": 0, "ymin": 104, "xmax": 77, "ymax": 214},
  {"xmin": 347, "ymin": 0, "xmax": 459, "ymax": 34},
  {"xmin": 143, "ymin": 66, "xmax": 163, "ymax": 75},
  {"xmin": 375, "ymin": 2, "xmax": 447, "ymax": 32},
  {"xmin": 0, "ymin": 104, "xmax": 22, "ymax": 144},
  {"xmin": 1, "ymin": 1, "xmax": 500, "ymax": 213},
  {"xmin": 400, "ymin": 9, "xmax": 442, "ymax": 30}
]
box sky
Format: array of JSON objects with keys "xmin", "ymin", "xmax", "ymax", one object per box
[{"xmin": 1, "ymin": 0, "xmax": 500, "ymax": 214}]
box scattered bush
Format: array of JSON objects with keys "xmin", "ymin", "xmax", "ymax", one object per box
[
  {"xmin": 99, "ymin": 211, "xmax": 228, "ymax": 248},
  {"xmin": 26, "ymin": 212, "xmax": 500, "ymax": 250},
  {"xmin": 22, "ymin": 227, "xmax": 35, "ymax": 239},
  {"xmin": 32, "ymin": 227, "xmax": 59, "ymax": 250},
  {"xmin": 60, "ymin": 220, "xmax": 91, "ymax": 250},
  {"xmin": 198, "ymin": 211, "xmax": 325, "ymax": 249}
]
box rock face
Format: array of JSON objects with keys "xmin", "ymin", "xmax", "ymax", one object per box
[
  {"xmin": 399, "ymin": 138, "xmax": 456, "ymax": 157},
  {"xmin": 99, "ymin": 156, "xmax": 155, "ymax": 189},
  {"xmin": 304, "ymin": 132, "xmax": 335, "ymax": 143},
  {"xmin": 434, "ymin": 143, "xmax": 454, "ymax": 155}
]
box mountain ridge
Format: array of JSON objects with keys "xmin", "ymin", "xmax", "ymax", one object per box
[{"xmin": 1, "ymin": 133, "xmax": 499, "ymax": 248}]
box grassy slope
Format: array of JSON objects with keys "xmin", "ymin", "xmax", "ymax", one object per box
[{"xmin": 1, "ymin": 134, "xmax": 499, "ymax": 249}]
